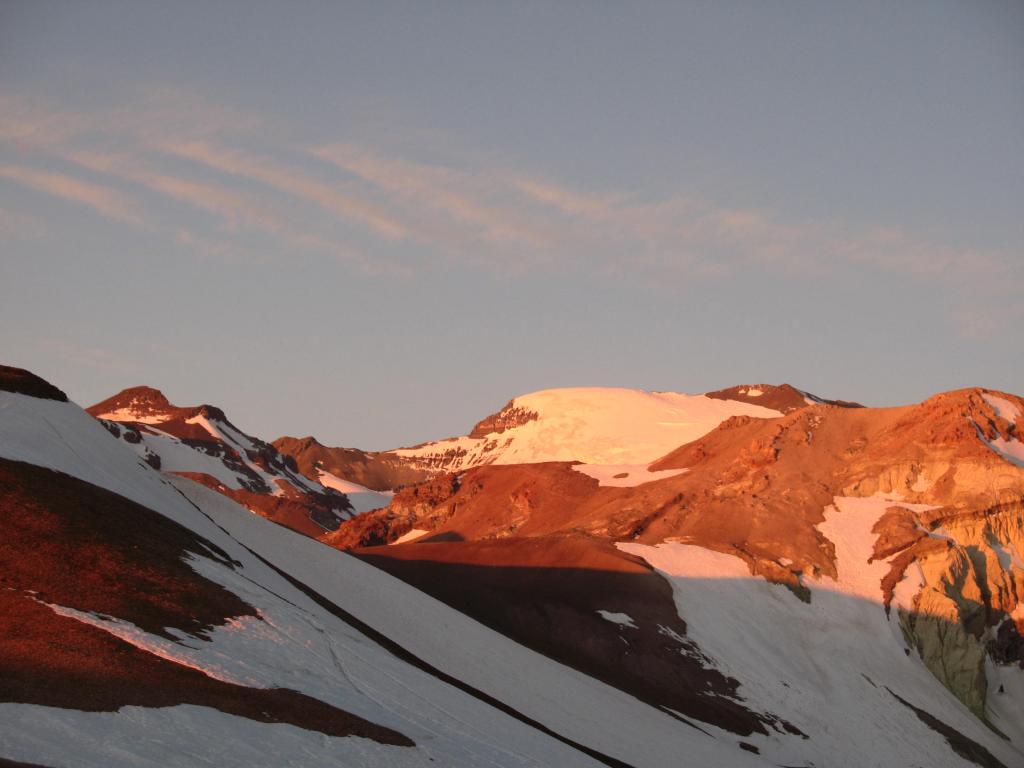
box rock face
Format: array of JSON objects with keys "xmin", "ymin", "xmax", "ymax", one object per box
[
  {"xmin": 704, "ymin": 382, "xmax": 862, "ymax": 413},
  {"xmin": 892, "ymin": 500, "xmax": 1024, "ymax": 717},
  {"xmin": 467, "ymin": 399, "xmax": 539, "ymax": 438},
  {"xmin": 322, "ymin": 473, "xmax": 462, "ymax": 549},
  {"xmin": 271, "ymin": 435, "xmax": 432, "ymax": 492},
  {"xmin": 87, "ymin": 387, "xmax": 351, "ymax": 536}
]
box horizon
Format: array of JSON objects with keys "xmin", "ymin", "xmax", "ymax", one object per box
[
  {"xmin": 2, "ymin": 2, "xmax": 1022, "ymax": 450},
  {"xmin": 60, "ymin": 374, "xmax": 1019, "ymax": 452}
]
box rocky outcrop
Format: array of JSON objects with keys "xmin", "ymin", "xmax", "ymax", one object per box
[
  {"xmin": 887, "ymin": 501, "xmax": 1024, "ymax": 718},
  {"xmin": 321, "ymin": 473, "xmax": 462, "ymax": 548},
  {"xmin": 88, "ymin": 387, "xmax": 352, "ymax": 535},
  {"xmin": 272, "ymin": 435, "xmax": 433, "ymax": 491},
  {"xmin": 468, "ymin": 399, "xmax": 539, "ymax": 438},
  {"xmin": 705, "ymin": 382, "xmax": 862, "ymax": 413}
]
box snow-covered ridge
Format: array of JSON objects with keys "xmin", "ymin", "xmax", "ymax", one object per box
[
  {"xmin": 88, "ymin": 386, "xmax": 352, "ymax": 535},
  {"xmin": 393, "ymin": 387, "xmax": 784, "ymax": 471}
]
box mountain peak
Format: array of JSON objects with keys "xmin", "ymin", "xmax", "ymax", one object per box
[{"xmin": 87, "ymin": 385, "xmax": 174, "ymax": 423}]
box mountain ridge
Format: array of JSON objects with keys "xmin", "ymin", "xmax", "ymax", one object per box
[
  {"xmin": 85, "ymin": 385, "xmax": 353, "ymax": 536},
  {"xmin": 2, "ymin": 366, "xmax": 1023, "ymax": 767}
]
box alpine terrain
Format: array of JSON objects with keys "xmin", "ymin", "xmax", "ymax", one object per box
[{"xmin": 2, "ymin": 364, "xmax": 1022, "ymax": 768}]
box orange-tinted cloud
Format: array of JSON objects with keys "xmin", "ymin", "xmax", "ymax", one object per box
[{"xmin": 0, "ymin": 164, "xmax": 143, "ymax": 225}]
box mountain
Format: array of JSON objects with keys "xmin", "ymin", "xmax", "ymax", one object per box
[
  {"xmin": 86, "ymin": 385, "xmax": 352, "ymax": 536},
  {"xmin": 271, "ymin": 435, "xmax": 428, "ymax": 494},
  {"xmin": 3, "ymin": 364, "xmax": 1023, "ymax": 768},
  {"xmin": 276, "ymin": 383, "xmax": 855, "ymax": 492},
  {"xmin": 704, "ymin": 382, "xmax": 863, "ymax": 412}
]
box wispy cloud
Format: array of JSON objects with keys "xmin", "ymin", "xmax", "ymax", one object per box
[
  {"xmin": 66, "ymin": 150, "xmax": 285, "ymax": 234},
  {"xmin": 312, "ymin": 143, "xmax": 563, "ymax": 252},
  {"xmin": 0, "ymin": 164, "xmax": 143, "ymax": 224},
  {"xmin": 161, "ymin": 140, "xmax": 409, "ymax": 241},
  {"xmin": 0, "ymin": 88, "xmax": 1019, "ymax": 332}
]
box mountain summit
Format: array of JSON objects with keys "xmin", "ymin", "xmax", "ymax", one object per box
[{"xmin": 87, "ymin": 386, "xmax": 352, "ymax": 535}]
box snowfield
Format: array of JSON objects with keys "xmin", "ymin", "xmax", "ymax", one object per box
[
  {"xmin": 394, "ymin": 387, "xmax": 783, "ymax": 469},
  {"xmin": 317, "ymin": 467, "xmax": 393, "ymax": 512},
  {"xmin": 571, "ymin": 462, "xmax": 688, "ymax": 487}
]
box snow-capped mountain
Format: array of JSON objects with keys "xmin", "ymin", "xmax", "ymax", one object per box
[
  {"xmin": 3, "ymin": 364, "xmax": 1023, "ymax": 768},
  {"xmin": 277, "ymin": 383, "xmax": 857, "ymax": 493},
  {"xmin": 87, "ymin": 386, "xmax": 352, "ymax": 536}
]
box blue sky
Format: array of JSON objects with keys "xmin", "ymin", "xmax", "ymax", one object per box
[{"xmin": 1, "ymin": 1, "xmax": 1021, "ymax": 449}]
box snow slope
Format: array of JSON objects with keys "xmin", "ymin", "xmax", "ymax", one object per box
[
  {"xmin": 619, "ymin": 494, "xmax": 1024, "ymax": 768},
  {"xmin": 317, "ymin": 468, "xmax": 393, "ymax": 513},
  {"xmin": 394, "ymin": 387, "xmax": 783, "ymax": 470}
]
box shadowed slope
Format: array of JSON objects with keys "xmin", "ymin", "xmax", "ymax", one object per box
[{"xmin": 356, "ymin": 536, "xmax": 800, "ymax": 738}]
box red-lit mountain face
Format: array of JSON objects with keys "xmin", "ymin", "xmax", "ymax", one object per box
[
  {"xmin": 87, "ymin": 386, "xmax": 351, "ymax": 536},
  {"xmin": 277, "ymin": 384, "xmax": 835, "ymax": 485}
]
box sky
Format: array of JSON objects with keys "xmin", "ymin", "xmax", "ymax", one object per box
[{"xmin": 1, "ymin": 1, "xmax": 1022, "ymax": 450}]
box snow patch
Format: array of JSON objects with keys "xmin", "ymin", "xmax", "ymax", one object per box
[
  {"xmin": 391, "ymin": 528, "xmax": 430, "ymax": 545},
  {"xmin": 186, "ymin": 415, "xmax": 285, "ymax": 496},
  {"xmin": 973, "ymin": 419, "xmax": 1024, "ymax": 468},
  {"xmin": 41, "ymin": 600, "xmax": 262, "ymax": 686},
  {"xmin": 571, "ymin": 463, "xmax": 688, "ymax": 487},
  {"xmin": 983, "ymin": 393, "xmax": 1021, "ymax": 423},
  {"xmin": 94, "ymin": 407, "xmax": 170, "ymax": 424},
  {"xmin": 318, "ymin": 469, "xmax": 393, "ymax": 513},
  {"xmin": 985, "ymin": 436, "xmax": 1024, "ymax": 468},
  {"xmin": 814, "ymin": 495, "xmax": 936, "ymax": 601},
  {"xmin": 596, "ymin": 610, "xmax": 637, "ymax": 629}
]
